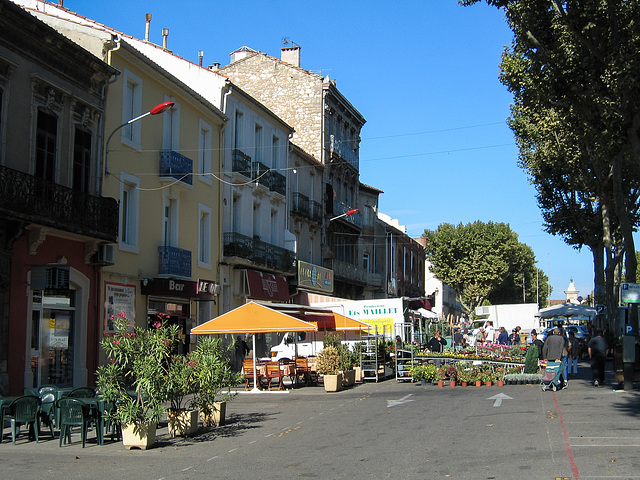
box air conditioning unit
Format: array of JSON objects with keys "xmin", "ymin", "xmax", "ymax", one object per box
[
  {"xmin": 475, "ymin": 305, "xmax": 491, "ymax": 317},
  {"xmin": 97, "ymin": 244, "xmax": 115, "ymax": 266}
]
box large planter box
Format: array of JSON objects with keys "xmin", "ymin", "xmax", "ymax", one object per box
[
  {"xmin": 323, "ymin": 373, "xmax": 343, "ymax": 392},
  {"xmin": 168, "ymin": 409, "xmax": 199, "ymax": 437},
  {"xmin": 341, "ymin": 369, "xmax": 356, "ymax": 387},
  {"xmin": 121, "ymin": 423, "xmax": 157, "ymax": 450}
]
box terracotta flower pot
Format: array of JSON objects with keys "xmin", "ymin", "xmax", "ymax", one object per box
[
  {"xmin": 497, "ymin": 380, "xmax": 504, "ymax": 387},
  {"xmin": 461, "ymin": 381, "xmax": 468, "ymax": 387},
  {"xmin": 485, "ymin": 381, "xmax": 493, "ymax": 387},
  {"xmin": 475, "ymin": 380, "xmax": 482, "ymax": 387},
  {"xmin": 437, "ymin": 380, "xmax": 444, "ymax": 387},
  {"xmin": 449, "ymin": 381, "xmax": 456, "ymax": 387}
]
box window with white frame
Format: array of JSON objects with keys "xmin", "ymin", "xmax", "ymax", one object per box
[
  {"xmin": 271, "ymin": 135, "xmax": 279, "ymax": 169},
  {"xmin": 199, "ymin": 119, "xmax": 212, "ymax": 184},
  {"xmin": 254, "ymin": 123, "xmax": 263, "ymax": 163},
  {"xmin": 162, "ymin": 97, "xmax": 179, "ymax": 151},
  {"xmin": 363, "ymin": 253, "xmax": 370, "ymax": 273},
  {"xmin": 234, "ymin": 110, "xmax": 243, "ymax": 150},
  {"xmin": 198, "ymin": 203, "xmax": 212, "ymax": 267},
  {"xmin": 121, "ymin": 69, "xmax": 142, "ymax": 148},
  {"xmin": 163, "ymin": 196, "xmax": 178, "ymax": 247},
  {"xmin": 119, "ymin": 172, "xmax": 140, "ymax": 252}
]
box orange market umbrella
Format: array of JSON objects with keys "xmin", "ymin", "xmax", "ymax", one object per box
[
  {"xmin": 191, "ymin": 302, "xmax": 318, "ymax": 392},
  {"xmin": 305, "ymin": 312, "xmax": 372, "ymax": 332}
]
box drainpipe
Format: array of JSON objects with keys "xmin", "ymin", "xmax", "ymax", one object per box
[{"xmin": 98, "ymin": 36, "xmax": 122, "ymax": 196}]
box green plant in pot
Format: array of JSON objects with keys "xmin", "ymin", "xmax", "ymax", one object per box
[
  {"xmin": 316, "ymin": 345, "xmax": 341, "ymax": 392},
  {"xmin": 96, "ymin": 313, "xmax": 180, "ymax": 448},
  {"xmin": 189, "ymin": 337, "xmax": 241, "ymax": 427}
]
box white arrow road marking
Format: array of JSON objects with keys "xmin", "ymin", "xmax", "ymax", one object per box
[
  {"xmin": 387, "ymin": 394, "xmax": 414, "ymax": 408},
  {"xmin": 487, "ymin": 393, "xmax": 513, "ymax": 407}
]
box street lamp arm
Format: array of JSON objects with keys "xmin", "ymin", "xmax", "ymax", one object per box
[{"xmin": 104, "ymin": 101, "xmax": 174, "ymax": 176}]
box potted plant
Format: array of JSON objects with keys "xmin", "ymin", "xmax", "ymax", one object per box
[
  {"xmin": 337, "ymin": 343, "xmax": 358, "ymax": 387},
  {"xmin": 457, "ymin": 369, "xmax": 472, "ymax": 386},
  {"xmin": 166, "ymin": 354, "xmax": 199, "ymax": 437},
  {"xmin": 96, "ymin": 313, "xmax": 179, "ymax": 449},
  {"xmin": 316, "ymin": 345, "xmax": 342, "ymax": 392},
  {"xmin": 190, "ymin": 337, "xmax": 241, "ymax": 427},
  {"xmin": 436, "ymin": 365, "xmax": 448, "ymax": 387},
  {"xmin": 410, "ymin": 364, "xmax": 428, "ymax": 385},
  {"xmin": 446, "ymin": 365, "xmax": 460, "ymax": 387}
]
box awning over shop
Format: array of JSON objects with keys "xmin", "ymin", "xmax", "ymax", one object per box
[
  {"xmin": 245, "ymin": 270, "xmax": 290, "ymax": 302},
  {"xmin": 254, "ymin": 302, "xmax": 371, "ymax": 331}
]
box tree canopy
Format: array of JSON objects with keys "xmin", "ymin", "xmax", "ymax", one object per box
[
  {"xmin": 461, "ymin": 0, "xmax": 640, "ymax": 325},
  {"xmin": 423, "ymin": 221, "xmax": 549, "ymax": 314}
]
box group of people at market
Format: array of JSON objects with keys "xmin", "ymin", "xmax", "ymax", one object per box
[{"xmin": 426, "ymin": 320, "xmax": 609, "ymax": 388}]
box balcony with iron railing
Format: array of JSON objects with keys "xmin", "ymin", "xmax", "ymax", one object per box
[
  {"xmin": 270, "ymin": 170, "xmax": 286, "ymax": 195},
  {"xmin": 160, "ymin": 151, "xmax": 193, "ymax": 186},
  {"xmin": 324, "ymin": 258, "xmax": 370, "ymax": 286},
  {"xmin": 329, "ymin": 135, "xmax": 359, "ymax": 171},
  {"xmin": 223, "ymin": 231, "xmax": 295, "ymax": 273},
  {"xmin": 158, "ymin": 245, "xmax": 192, "ymax": 278},
  {"xmin": 309, "ymin": 200, "xmax": 323, "ymax": 223},
  {"xmin": 292, "ymin": 192, "xmax": 310, "ymax": 217},
  {"xmin": 332, "ymin": 199, "xmax": 363, "ymax": 228},
  {"xmin": 0, "ymin": 164, "xmax": 118, "ymax": 242},
  {"xmin": 252, "ymin": 161, "xmax": 271, "ymax": 188},
  {"xmin": 232, "ymin": 149, "xmax": 251, "ymax": 177}
]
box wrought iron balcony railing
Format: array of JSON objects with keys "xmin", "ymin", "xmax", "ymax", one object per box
[
  {"xmin": 160, "ymin": 150, "xmax": 193, "ymax": 186},
  {"xmin": 252, "ymin": 161, "xmax": 271, "ymax": 188},
  {"xmin": 270, "ymin": 171, "xmax": 286, "ymax": 195},
  {"xmin": 158, "ymin": 245, "xmax": 192, "ymax": 278},
  {"xmin": 324, "ymin": 258, "xmax": 369, "ymax": 286},
  {"xmin": 292, "ymin": 192, "xmax": 310, "ymax": 217},
  {"xmin": 309, "ymin": 200, "xmax": 323, "ymax": 223},
  {"xmin": 223, "ymin": 231, "xmax": 295, "ymax": 273},
  {"xmin": 0, "ymin": 164, "xmax": 118, "ymax": 242},
  {"xmin": 332, "ymin": 199, "xmax": 363, "ymax": 228},
  {"xmin": 329, "ymin": 135, "xmax": 359, "ymax": 171},
  {"xmin": 232, "ymin": 149, "xmax": 251, "ymax": 177}
]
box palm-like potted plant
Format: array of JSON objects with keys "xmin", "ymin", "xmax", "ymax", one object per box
[
  {"xmin": 166, "ymin": 354, "xmax": 198, "ymax": 437},
  {"xmin": 96, "ymin": 313, "xmax": 179, "ymax": 449},
  {"xmin": 189, "ymin": 337, "xmax": 241, "ymax": 427}
]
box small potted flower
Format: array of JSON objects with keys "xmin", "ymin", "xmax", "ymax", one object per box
[
  {"xmin": 446, "ymin": 365, "xmax": 460, "ymax": 387},
  {"xmin": 436, "ymin": 365, "xmax": 448, "ymax": 387}
]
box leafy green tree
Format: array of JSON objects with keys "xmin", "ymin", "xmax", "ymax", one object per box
[
  {"xmin": 423, "ymin": 221, "xmax": 545, "ymax": 312},
  {"xmin": 461, "ymin": 0, "xmax": 640, "ymax": 327}
]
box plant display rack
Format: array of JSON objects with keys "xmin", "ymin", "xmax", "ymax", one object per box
[
  {"xmin": 395, "ymin": 322, "xmax": 415, "ymax": 382},
  {"xmin": 360, "ymin": 328, "xmax": 381, "ymax": 382}
]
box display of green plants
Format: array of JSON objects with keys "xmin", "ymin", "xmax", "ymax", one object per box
[
  {"xmin": 97, "ymin": 313, "xmax": 179, "ymax": 426},
  {"xmin": 409, "ymin": 364, "xmax": 429, "ymax": 381},
  {"xmin": 524, "ymin": 345, "xmax": 540, "ymax": 373},
  {"xmin": 457, "ymin": 369, "xmax": 474, "ymax": 383},
  {"xmin": 189, "ymin": 337, "xmax": 241, "ymax": 419},
  {"xmin": 436, "ymin": 365, "xmax": 448, "ymax": 381},
  {"xmin": 446, "ymin": 365, "xmax": 460, "ymax": 381},
  {"xmin": 166, "ymin": 354, "xmax": 196, "ymax": 411}
]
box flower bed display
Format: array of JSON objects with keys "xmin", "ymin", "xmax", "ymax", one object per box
[{"xmin": 414, "ymin": 344, "xmax": 527, "ymax": 364}]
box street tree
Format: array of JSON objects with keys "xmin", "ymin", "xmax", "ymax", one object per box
[
  {"xmin": 422, "ymin": 221, "xmax": 545, "ymax": 313},
  {"xmin": 461, "ymin": 0, "xmax": 640, "ymax": 326}
]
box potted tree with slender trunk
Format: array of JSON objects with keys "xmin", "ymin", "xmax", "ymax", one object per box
[{"xmin": 97, "ymin": 313, "xmax": 179, "ymax": 449}]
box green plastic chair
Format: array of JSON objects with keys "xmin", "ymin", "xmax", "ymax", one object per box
[
  {"xmin": 56, "ymin": 398, "xmax": 101, "ymax": 447},
  {"xmin": 6, "ymin": 395, "xmax": 40, "ymax": 444},
  {"xmin": 67, "ymin": 387, "xmax": 96, "ymax": 398},
  {"xmin": 38, "ymin": 392, "xmax": 56, "ymax": 438}
]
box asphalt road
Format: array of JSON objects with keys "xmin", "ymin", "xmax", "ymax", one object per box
[{"xmin": 2, "ymin": 361, "xmax": 640, "ymax": 480}]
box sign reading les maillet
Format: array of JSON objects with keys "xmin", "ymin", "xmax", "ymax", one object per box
[
  {"xmin": 141, "ymin": 278, "xmax": 220, "ymax": 301},
  {"xmin": 297, "ymin": 261, "xmax": 334, "ymax": 294}
]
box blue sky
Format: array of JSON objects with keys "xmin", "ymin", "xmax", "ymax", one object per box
[{"xmin": 68, "ymin": 0, "xmax": 598, "ymax": 301}]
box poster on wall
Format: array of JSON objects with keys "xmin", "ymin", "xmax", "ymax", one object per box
[{"xmin": 104, "ymin": 282, "xmax": 136, "ymax": 335}]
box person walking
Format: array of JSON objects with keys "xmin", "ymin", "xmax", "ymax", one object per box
[
  {"xmin": 567, "ymin": 331, "xmax": 580, "ymax": 377},
  {"xmin": 588, "ymin": 329, "xmax": 609, "ymax": 387},
  {"xmin": 530, "ymin": 330, "xmax": 544, "ymax": 360},
  {"xmin": 497, "ymin": 326, "xmax": 509, "ymax": 345},
  {"xmin": 543, "ymin": 327, "xmax": 567, "ymax": 385}
]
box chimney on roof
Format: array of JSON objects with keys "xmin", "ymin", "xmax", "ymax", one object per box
[
  {"xmin": 58, "ymin": 0, "xmax": 63, "ymax": 6},
  {"xmin": 145, "ymin": 13, "xmax": 152, "ymax": 42},
  {"xmin": 162, "ymin": 28, "xmax": 169, "ymax": 50},
  {"xmin": 198, "ymin": 50, "xmax": 204, "ymax": 67},
  {"xmin": 209, "ymin": 62, "xmax": 220, "ymax": 71},
  {"xmin": 281, "ymin": 45, "xmax": 300, "ymax": 67}
]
